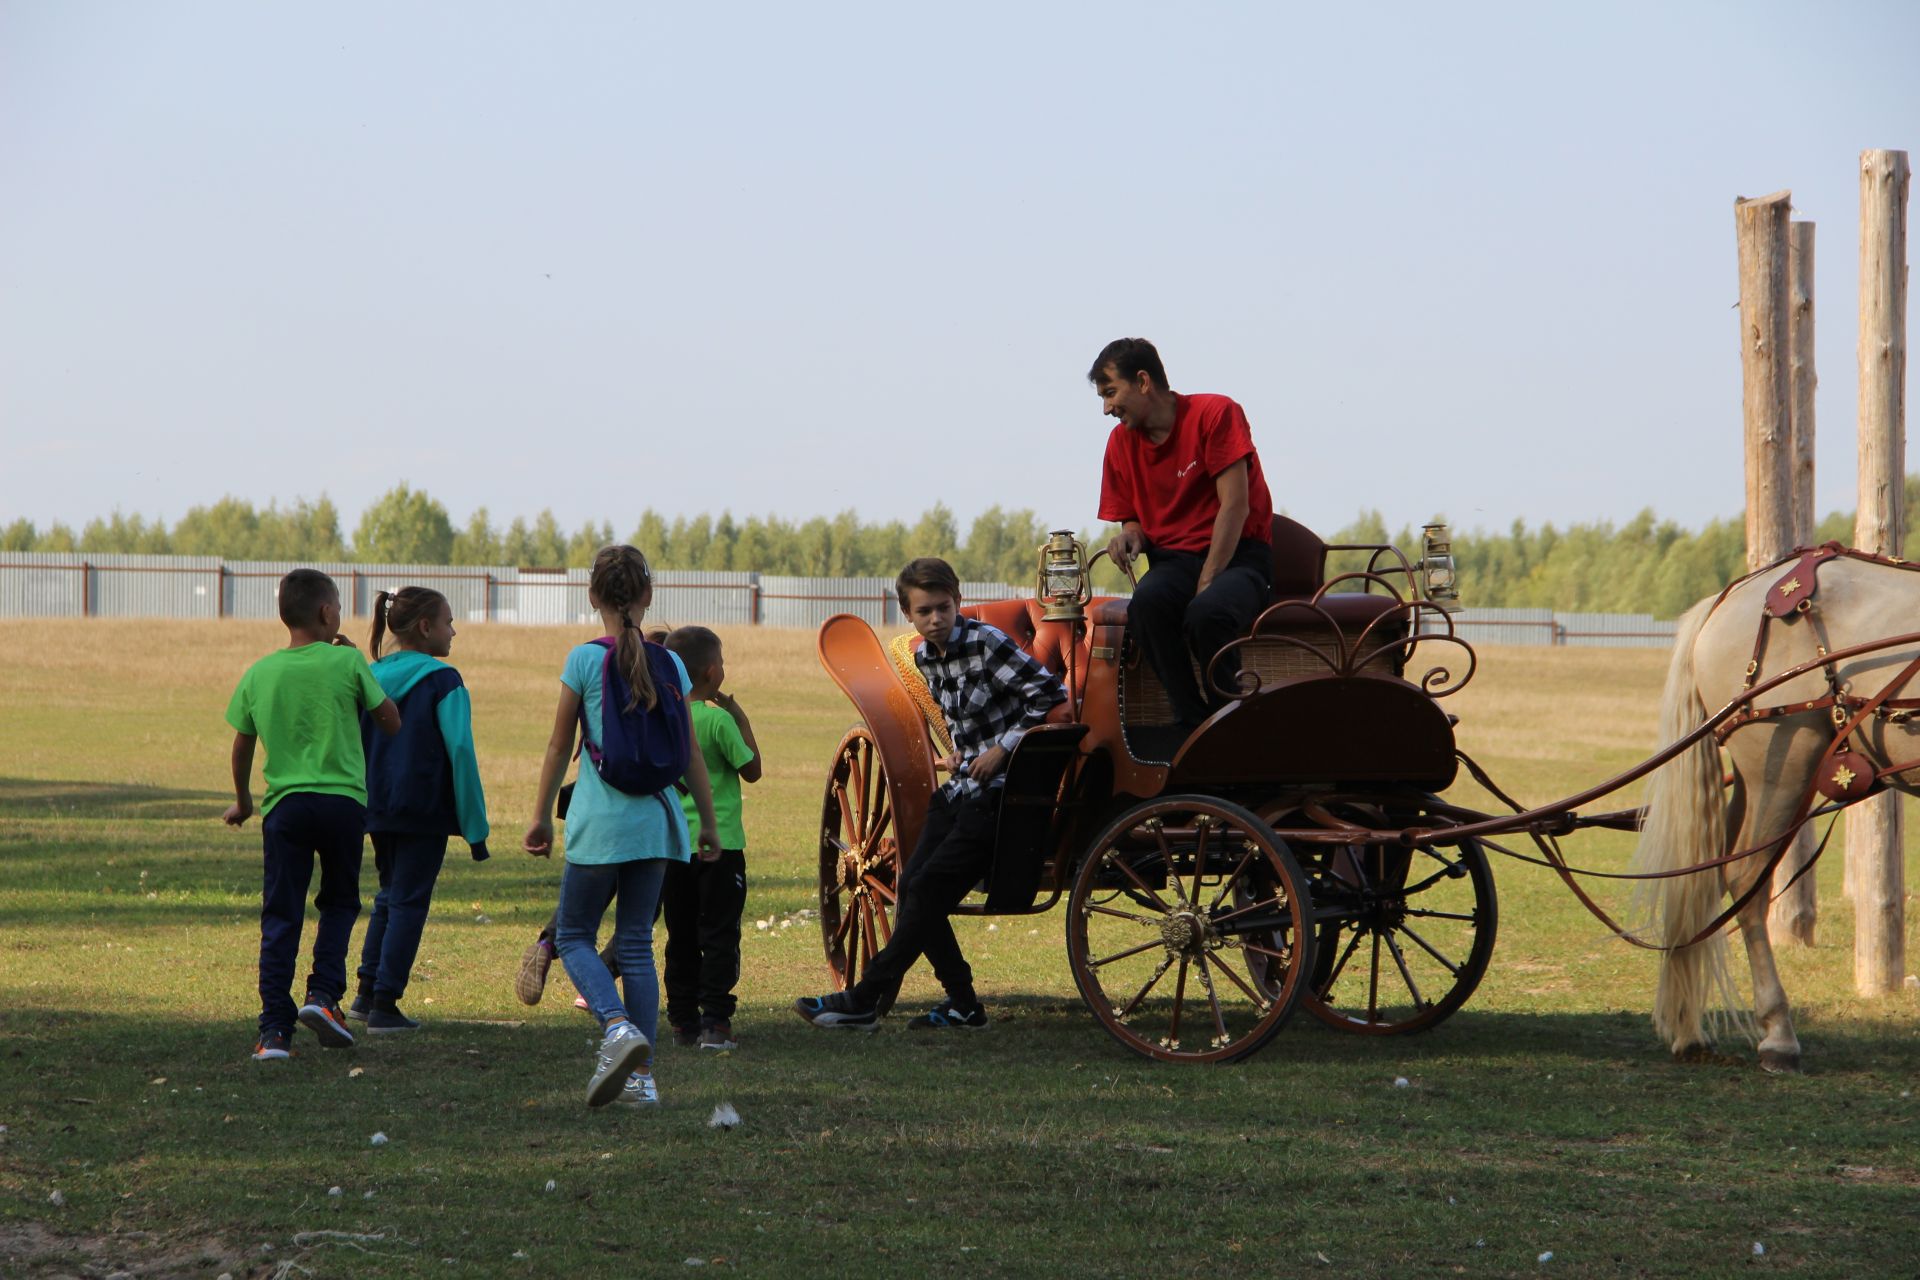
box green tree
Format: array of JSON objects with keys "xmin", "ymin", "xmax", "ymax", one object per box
[
  {"xmin": 566, "ymin": 520, "xmax": 614, "ymax": 568},
  {"xmin": 353, "ymin": 484, "xmax": 454, "ymax": 565},
  {"xmin": 1, "ymin": 519, "xmax": 35, "ymax": 551},
  {"xmin": 172, "ymin": 497, "xmax": 262, "ymax": 558},
  {"xmin": 258, "ymin": 497, "xmax": 346, "ymax": 561},
  {"xmin": 630, "ymin": 510, "xmax": 671, "ymax": 563},
  {"xmin": 452, "ymin": 507, "xmax": 502, "ymax": 565},
  {"xmin": 80, "ymin": 512, "xmax": 171, "ymax": 554}
]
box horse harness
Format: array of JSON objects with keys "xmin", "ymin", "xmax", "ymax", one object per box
[{"xmin": 1711, "ymin": 542, "xmax": 1920, "ymax": 802}]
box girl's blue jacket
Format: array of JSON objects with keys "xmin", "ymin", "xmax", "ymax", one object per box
[{"xmin": 360, "ymin": 650, "xmax": 490, "ymax": 859}]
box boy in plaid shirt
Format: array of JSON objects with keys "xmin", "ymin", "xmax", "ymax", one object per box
[{"xmin": 795, "ymin": 557, "xmax": 1064, "ymax": 1030}]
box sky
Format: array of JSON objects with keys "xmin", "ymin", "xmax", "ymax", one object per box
[{"xmin": 2, "ymin": 1, "xmax": 1915, "ymax": 544}]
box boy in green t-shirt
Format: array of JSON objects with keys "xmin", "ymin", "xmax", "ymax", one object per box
[
  {"xmin": 662, "ymin": 626, "xmax": 761, "ymax": 1051},
  {"xmin": 223, "ymin": 569, "xmax": 400, "ymax": 1063}
]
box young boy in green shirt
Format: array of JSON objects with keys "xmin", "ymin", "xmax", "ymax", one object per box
[
  {"xmin": 662, "ymin": 626, "xmax": 761, "ymax": 1050},
  {"xmin": 224, "ymin": 569, "xmax": 400, "ymax": 1062}
]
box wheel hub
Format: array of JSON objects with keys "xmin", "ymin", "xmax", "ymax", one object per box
[{"xmin": 1160, "ymin": 910, "xmax": 1210, "ymax": 954}]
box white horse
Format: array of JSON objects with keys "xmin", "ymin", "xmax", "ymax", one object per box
[{"xmin": 1631, "ymin": 553, "xmax": 1920, "ymax": 1072}]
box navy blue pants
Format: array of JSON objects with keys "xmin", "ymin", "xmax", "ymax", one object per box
[
  {"xmin": 850, "ymin": 789, "xmax": 999, "ymax": 1011},
  {"xmin": 258, "ymin": 793, "xmax": 365, "ymax": 1036},
  {"xmin": 356, "ymin": 830, "xmax": 449, "ymax": 1003},
  {"xmin": 662, "ymin": 848, "xmax": 747, "ymax": 1029},
  {"xmin": 1129, "ymin": 537, "xmax": 1273, "ymax": 726}
]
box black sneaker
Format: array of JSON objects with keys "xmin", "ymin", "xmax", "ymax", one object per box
[
  {"xmin": 297, "ymin": 997, "xmax": 355, "ymax": 1049},
  {"xmin": 346, "ymin": 986, "xmax": 374, "ymax": 1023},
  {"xmin": 366, "ymin": 1002, "xmax": 422, "ymax": 1034},
  {"xmin": 670, "ymin": 1024, "xmax": 701, "ymax": 1048},
  {"xmin": 907, "ymin": 999, "xmax": 989, "ymax": 1031},
  {"xmin": 793, "ymin": 991, "xmax": 879, "ymax": 1030},
  {"xmin": 252, "ymin": 1028, "xmax": 293, "ymax": 1062}
]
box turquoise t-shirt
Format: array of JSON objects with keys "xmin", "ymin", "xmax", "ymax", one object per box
[
  {"xmin": 678, "ymin": 701, "xmax": 755, "ymax": 850},
  {"xmin": 559, "ymin": 640, "xmax": 693, "ymax": 866},
  {"xmin": 225, "ymin": 642, "xmax": 389, "ymax": 814}
]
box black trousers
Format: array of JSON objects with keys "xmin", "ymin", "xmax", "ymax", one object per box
[
  {"xmin": 850, "ymin": 788, "xmax": 999, "ymax": 1011},
  {"xmin": 257, "ymin": 793, "xmax": 364, "ymax": 1035},
  {"xmin": 1128, "ymin": 537, "xmax": 1273, "ymax": 726},
  {"xmin": 662, "ymin": 848, "xmax": 747, "ymax": 1029}
]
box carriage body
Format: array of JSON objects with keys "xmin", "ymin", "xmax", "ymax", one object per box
[{"xmin": 815, "ymin": 518, "xmax": 1496, "ymax": 1061}]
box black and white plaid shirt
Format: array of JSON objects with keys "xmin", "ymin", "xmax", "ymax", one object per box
[{"xmin": 917, "ymin": 616, "xmax": 1067, "ymax": 802}]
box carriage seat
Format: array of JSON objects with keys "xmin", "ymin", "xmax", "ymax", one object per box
[
  {"xmin": 957, "ymin": 598, "xmax": 1083, "ymax": 722},
  {"xmin": 1268, "ymin": 514, "xmax": 1402, "ymax": 630}
]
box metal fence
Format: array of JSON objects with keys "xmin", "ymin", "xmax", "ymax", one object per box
[
  {"xmin": 0, "ymin": 553, "xmax": 1684, "ymax": 646},
  {"xmin": 0, "ymin": 554, "xmax": 1028, "ymax": 632}
]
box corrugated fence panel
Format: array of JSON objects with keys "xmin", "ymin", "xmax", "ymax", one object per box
[
  {"xmin": 651, "ymin": 572, "xmax": 759, "ymax": 628},
  {"xmin": 1556, "ymin": 611, "xmax": 1677, "ymax": 650},
  {"xmin": 0, "ymin": 555, "xmax": 1688, "ymax": 648},
  {"xmin": 759, "ymin": 576, "xmax": 897, "ymax": 630}
]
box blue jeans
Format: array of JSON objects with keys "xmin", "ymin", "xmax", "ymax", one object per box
[
  {"xmin": 554, "ymin": 857, "xmax": 669, "ymax": 1045},
  {"xmin": 355, "ymin": 831, "xmax": 448, "ymax": 1002},
  {"xmin": 258, "ymin": 792, "xmax": 365, "ymax": 1036}
]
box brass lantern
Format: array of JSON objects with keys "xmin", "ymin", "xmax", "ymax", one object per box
[
  {"xmin": 1421, "ymin": 523, "xmax": 1461, "ymax": 612},
  {"xmin": 1035, "ymin": 529, "xmax": 1092, "ymax": 622}
]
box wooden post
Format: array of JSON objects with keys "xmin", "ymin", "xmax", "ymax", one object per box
[
  {"xmin": 1851, "ymin": 149, "xmax": 1910, "ymax": 995},
  {"xmin": 1738, "ymin": 191, "xmax": 1795, "ymax": 577},
  {"xmin": 1770, "ymin": 217, "xmax": 1821, "ymax": 944}
]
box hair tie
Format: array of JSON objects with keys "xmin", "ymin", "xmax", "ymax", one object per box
[{"xmin": 620, "ymin": 611, "xmax": 636, "ymax": 630}]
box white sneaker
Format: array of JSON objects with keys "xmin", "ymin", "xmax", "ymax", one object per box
[
  {"xmin": 585, "ymin": 1022, "xmax": 652, "ymax": 1108},
  {"xmin": 614, "ymin": 1072, "xmax": 660, "ymax": 1107}
]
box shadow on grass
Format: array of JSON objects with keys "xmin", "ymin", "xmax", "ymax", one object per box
[{"xmin": 0, "ymin": 777, "xmax": 230, "ymax": 822}]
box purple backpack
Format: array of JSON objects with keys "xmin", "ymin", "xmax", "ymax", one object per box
[{"xmin": 578, "ymin": 637, "xmax": 691, "ymax": 797}]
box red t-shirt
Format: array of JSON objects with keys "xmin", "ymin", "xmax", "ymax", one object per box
[{"xmin": 1098, "ymin": 393, "xmax": 1274, "ymax": 554}]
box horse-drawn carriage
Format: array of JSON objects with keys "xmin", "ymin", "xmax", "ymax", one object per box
[{"xmin": 812, "ymin": 518, "xmax": 1494, "ymax": 1063}]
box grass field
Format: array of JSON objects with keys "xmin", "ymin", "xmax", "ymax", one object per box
[{"xmin": 3, "ymin": 619, "xmax": 1917, "ymax": 1279}]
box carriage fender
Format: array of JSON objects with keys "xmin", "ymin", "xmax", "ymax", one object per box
[{"xmin": 817, "ymin": 614, "xmax": 937, "ymax": 860}]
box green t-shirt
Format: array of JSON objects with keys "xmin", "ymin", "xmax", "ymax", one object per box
[
  {"xmin": 678, "ymin": 701, "xmax": 756, "ymax": 850},
  {"xmin": 226, "ymin": 642, "xmax": 389, "ymax": 814}
]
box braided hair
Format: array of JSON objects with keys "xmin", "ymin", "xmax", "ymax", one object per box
[{"xmin": 589, "ymin": 544, "xmax": 657, "ymax": 712}]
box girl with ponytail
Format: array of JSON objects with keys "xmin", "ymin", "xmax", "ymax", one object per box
[
  {"xmin": 523, "ymin": 545, "xmax": 718, "ymax": 1109},
  {"xmin": 353, "ymin": 586, "xmax": 490, "ymax": 1033}
]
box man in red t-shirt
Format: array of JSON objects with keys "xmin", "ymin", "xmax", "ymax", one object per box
[{"xmin": 1092, "ymin": 337, "xmax": 1274, "ymax": 734}]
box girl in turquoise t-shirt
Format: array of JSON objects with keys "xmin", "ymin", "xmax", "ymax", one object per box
[{"xmin": 523, "ymin": 545, "xmax": 719, "ymax": 1109}]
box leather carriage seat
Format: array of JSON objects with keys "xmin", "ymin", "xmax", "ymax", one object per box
[
  {"xmin": 1269, "ymin": 514, "xmax": 1402, "ymax": 631},
  {"xmin": 957, "ymin": 598, "xmax": 1083, "ymax": 722}
]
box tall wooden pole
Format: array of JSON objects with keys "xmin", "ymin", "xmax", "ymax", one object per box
[
  {"xmin": 1771, "ymin": 218, "xmax": 1820, "ymax": 944},
  {"xmin": 1851, "ymin": 149, "xmax": 1910, "ymax": 995},
  {"xmin": 1738, "ymin": 192, "xmax": 1795, "ymax": 583}
]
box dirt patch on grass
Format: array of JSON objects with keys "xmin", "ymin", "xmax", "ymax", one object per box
[{"xmin": 0, "ymin": 1221, "xmax": 254, "ymax": 1279}]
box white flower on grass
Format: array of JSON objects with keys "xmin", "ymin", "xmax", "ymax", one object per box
[
  {"xmin": 755, "ymin": 921, "xmax": 769, "ymax": 931},
  {"xmin": 327, "ymin": 1187, "xmax": 342, "ymax": 1198},
  {"xmin": 1753, "ymin": 1242, "xmax": 1766, "ymax": 1256},
  {"xmin": 370, "ymin": 1132, "xmax": 389, "ymax": 1146},
  {"xmin": 1538, "ymin": 1252, "xmax": 1553, "ymax": 1264},
  {"xmin": 709, "ymin": 1103, "xmax": 740, "ymax": 1130},
  {"xmin": 544, "ymin": 1180, "xmax": 557, "ymax": 1193},
  {"xmin": 1393, "ymin": 1077, "xmax": 1410, "ymax": 1088},
  {"xmin": 48, "ymin": 1190, "xmax": 65, "ymax": 1207}
]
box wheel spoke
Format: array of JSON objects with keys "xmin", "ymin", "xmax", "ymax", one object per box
[
  {"xmin": 859, "ymin": 897, "xmax": 881, "ymax": 969},
  {"xmin": 1116, "ymin": 954, "xmax": 1174, "ymax": 1019},
  {"xmin": 1207, "ymin": 844, "xmax": 1259, "ymax": 913},
  {"xmin": 1209, "ymin": 948, "xmax": 1274, "ymax": 1011},
  {"xmin": 862, "ymin": 873, "xmax": 897, "ymax": 905},
  {"xmin": 1193, "ymin": 951, "xmax": 1229, "ymax": 1043},
  {"xmin": 1212, "ymin": 893, "xmax": 1284, "ymax": 929},
  {"xmin": 1323, "ymin": 926, "xmax": 1365, "ymax": 991},
  {"xmin": 1088, "ymin": 936, "xmax": 1166, "ymax": 969},
  {"xmin": 1107, "ymin": 850, "xmax": 1174, "ymax": 913},
  {"xmin": 1403, "ymin": 907, "xmax": 1478, "ymax": 923},
  {"xmin": 1189, "ymin": 817, "xmax": 1214, "ymax": 910},
  {"xmin": 832, "ymin": 901, "xmax": 857, "ymax": 947},
  {"xmin": 872, "ymin": 891, "xmax": 894, "ymax": 945},
  {"xmin": 1381, "ymin": 928, "xmax": 1430, "ymax": 1009},
  {"xmin": 1088, "ymin": 902, "xmax": 1160, "ymax": 927},
  {"xmin": 1367, "ymin": 931, "xmax": 1382, "ymax": 1022},
  {"xmin": 1153, "ymin": 824, "xmax": 1191, "ymax": 909},
  {"xmin": 1396, "ymin": 922, "xmax": 1462, "ymax": 976},
  {"xmin": 1166, "ymin": 955, "xmax": 1191, "ymax": 1048}
]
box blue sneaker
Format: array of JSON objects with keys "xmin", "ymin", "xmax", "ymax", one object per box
[
  {"xmin": 793, "ymin": 991, "xmax": 879, "ymax": 1030},
  {"xmin": 907, "ymin": 999, "xmax": 989, "ymax": 1031}
]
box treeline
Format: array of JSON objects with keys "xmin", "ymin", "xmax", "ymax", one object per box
[{"xmin": 9, "ymin": 480, "xmax": 1918, "ymax": 618}]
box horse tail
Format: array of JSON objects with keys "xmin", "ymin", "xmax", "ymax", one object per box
[{"xmin": 1630, "ymin": 596, "xmax": 1742, "ymax": 1053}]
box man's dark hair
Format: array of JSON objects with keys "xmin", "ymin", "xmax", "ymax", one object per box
[
  {"xmin": 278, "ymin": 568, "xmax": 340, "ymax": 628},
  {"xmin": 896, "ymin": 557, "xmax": 961, "ymax": 609},
  {"xmin": 664, "ymin": 624, "xmax": 722, "ymax": 674},
  {"xmin": 1087, "ymin": 337, "xmax": 1168, "ymax": 391}
]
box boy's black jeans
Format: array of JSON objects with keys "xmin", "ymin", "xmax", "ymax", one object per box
[
  {"xmin": 662, "ymin": 848, "xmax": 747, "ymax": 1029},
  {"xmin": 849, "ymin": 788, "xmax": 999, "ymax": 1012},
  {"xmin": 258, "ymin": 792, "xmax": 364, "ymax": 1036}
]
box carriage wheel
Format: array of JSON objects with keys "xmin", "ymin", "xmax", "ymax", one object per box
[
  {"xmin": 1066, "ymin": 795, "xmax": 1315, "ymax": 1064},
  {"xmin": 1287, "ymin": 803, "xmax": 1497, "ymax": 1034},
  {"xmin": 816, "ymin": 725, "xmax": 901, "ymax": 1013}
]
